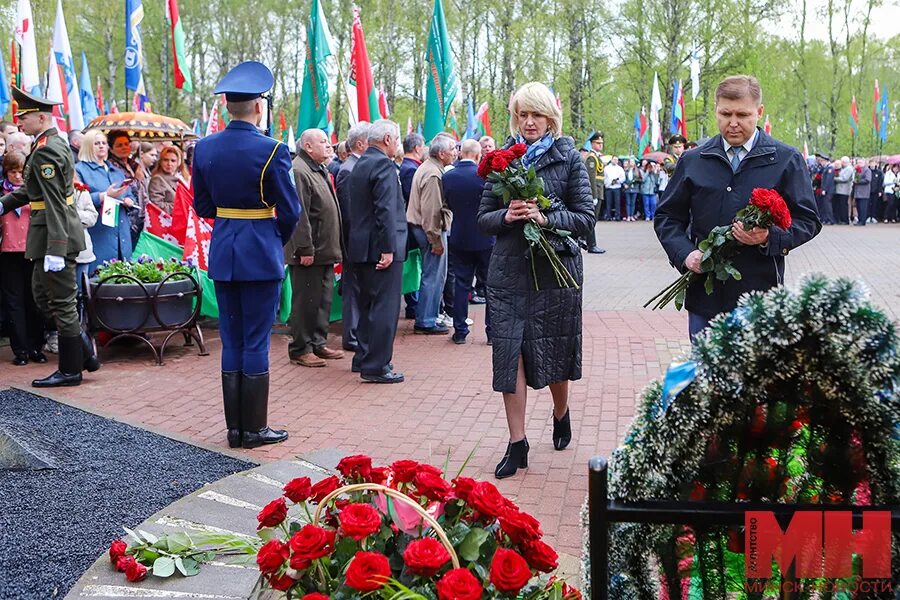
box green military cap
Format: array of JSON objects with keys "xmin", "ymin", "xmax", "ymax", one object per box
[{"xmin": 11, "ymin": 85, "xmax": 61, "ymax": 117}]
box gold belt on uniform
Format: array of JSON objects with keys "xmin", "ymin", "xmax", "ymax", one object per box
[
  {"xmin": 30, "ymin": 195, "xmax": 74, "ymax": 211},
  {"xmin": 216, "ymin": 207, "xmax": 276, "ymax": 219}
]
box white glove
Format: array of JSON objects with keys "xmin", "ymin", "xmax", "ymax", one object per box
[
  {"xmin": 0, "ymin": 203, "xmax": 4, "ymax": 216},
  {"xmin": 44, "ymin": 255, "xmax": 66, "ymax": 272}
]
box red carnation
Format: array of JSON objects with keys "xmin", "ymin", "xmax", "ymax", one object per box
[
  {"xmin": 403, "ymin": 537, "xmax": 451, "ymax": 577},
  {"xmin": 414, "ymin": 470, "xmax": 452, "ymax": 501},
  {"xmin": 437, "ymin": 568, "xmax": 484, "ymax": 600},
  {"xmin": 108, "ymin": 540, "xmax": 128, "ymax": 563},
  {"xmin": 268, "ymin": 572, "xmax": 297, "ymax": 591},
  {"xmin": 468, "ymin": 481, "xmax": 509, "ymax": 519},
  {"xmin": 336, "ymin": 454, "xmax": 373, "ymax": 480},
  {"xmin": 490, "ymin": 548, "xmax": 533, "ymax": 594},
  {"xmin": 256, "ymin": 539, "xmax": 290, "ymax": 574},
  {"xmin": 498, "ymin": 508, "xmax": 542, "ymax": 544},
  {"xmin": 283, "ymin": 476, "xmax": 313, "ymax": 503},
  {"xmin": 289, "ymin": 524, "xmax": 336, "ymax": 570},
  {"xmin": 257, "ymin": 497, "xmax": 289, "ymax": 530},
  {"xmin": 390, "ymin": 459, "xmax": 420, "ymax": 483},
  {"xmin": 452, "ymin": 477, "xmax": 476, "ymax": 501},
  {"xmin": 521, "ymin": 539, "xmax": 559, "ymax": 573},
  {"xmin": 338, "ymin": 503, "xmax": 383, "ymax": 540},
  {"xmin": 310, "ymin": 475, "xmax": 341, "ymax": 504},
  {"xmin": 345, "ymin": 551, "xmax": 391, "ymax": 592},
  {"xmin": 125, "ymin": 560, "xmax": 148, "ymax": 582}
]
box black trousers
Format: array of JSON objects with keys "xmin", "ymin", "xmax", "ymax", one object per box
[
  {"xmin": 288, "ymin": 264, "xmax": 334, "ymax": 357},
  {"xmin": 832, "ymin": 193, "xmax": 850, "ymax": 224},
  {"xmin": 353, "ymin": 260, "xmax": 403, "ymax": 376},
  {"xmin": 885, "ymin": 194, "xmax": 898, "ymax": 222},
  {"xmin": 585, "ymin": 198, "xmax": 601, "ymax": 248},
  {"xmin": 341, "ymin": 262, "xmax": 360, "ymax": 348},
  {"xmin": 0, "ymin": 253, "xmax": 44, "ymax": 356},
  {"xmin": 855, "ymin": 197, "xmax": 870, "ymax": 225}
]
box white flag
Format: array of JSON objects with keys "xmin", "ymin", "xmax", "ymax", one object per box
[
  {"xmin": 690, "ymin": 46, "xmax": 701, "ymax": 101},
  {"xmin": 650, "ymin": 72, "xmax": 663, "ymax": 151},
  {"xmin": 52, "ymin": 0, "xmax": 84, "ymax": 131},
  {"xmin": 287, "ymin": 126, "xmax": 296, "ymax": 153},
  {"xmin": 15, "ymin": 0, "xmax": 40, "ymax": 93},
  {"xmin": 45, "ymin": 49, "xmax": 68, "ymax": 135}
]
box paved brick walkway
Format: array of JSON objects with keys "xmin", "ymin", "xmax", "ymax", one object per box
[{"xmin": 2, "ymin": 222, "xmax": 898, "ymax": 566}]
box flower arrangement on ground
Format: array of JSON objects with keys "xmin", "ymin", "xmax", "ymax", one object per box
[
  {"xmin": 478, "ymin": 144, "xmax": 579, "ymax": 290},
  {"xmin": 107, "ymin": 455, "xmax": 579, "ymax": 600},
  {"xmin": 645, "ymin": 188, "xmax": 792, "ymax": 310},
  {"xmin": 94, "ymin": 255, "xmax": 194, "ymax": 284}
]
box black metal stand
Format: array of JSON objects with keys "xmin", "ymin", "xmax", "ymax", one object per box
[{"xmin": 84, "ymin": 271, "xmax": 208, "ymax": 366}]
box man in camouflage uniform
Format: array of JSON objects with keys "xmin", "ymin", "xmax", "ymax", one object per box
[
  {"xmin": 0, "ymin": 86, "xmax": 99, "ymax": 387},
  {"xmin": 583, "ymin": 131, "xmax": 606, "ymax": 254}
]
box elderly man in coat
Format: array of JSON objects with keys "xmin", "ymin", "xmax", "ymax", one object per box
[{"xmin": 655, "ymin": 75, "xmax": 821, "ymax": 339}]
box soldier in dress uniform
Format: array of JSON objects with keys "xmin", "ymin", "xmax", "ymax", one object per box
[
  {"xmin": 192, "ymin": 62, "xmax": 301, "ymax": 449},
  {"xmin": 0, "ymin": 86, "xmax": 100, "ymax": 387},
  {"xmin": 663, "ymin": 134, "xmax": 687, "ymax": 175},
  {"xmin": 583, "ymin": 131, "xmax": 606, "ymax": 254}
]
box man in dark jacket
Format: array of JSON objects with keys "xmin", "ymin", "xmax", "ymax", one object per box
[
  {"xmin": 399, "ymin": 133, "xmax": 425, "ymax": 319},
  {"xmin": 335, "ymin": 122, "xmax": 369, "ymax": 352},
  {"xmin": 655, "ymin": 75, "xmax": 821, "ymax": 339},
  {"xmin": 284, "ymin": 129, "xmax": 344, "ymax": 368},
  {"xmin": 813, "ymin": 155, "xmax": 835, "ymax": 225},
  {"xmin": 443, "ymin": 139, "xmax": 494, "ymax": 344},
  {"xmin": 347, "ymin": 120, "xmax": 407, "ymax": 383},
  {"xmin": 869, "ymin": 159, "xmax": 884, "ymax": 222},
  {"xmin": 852, "ymin": 158, "xmax": 872, "ymax": 226}
]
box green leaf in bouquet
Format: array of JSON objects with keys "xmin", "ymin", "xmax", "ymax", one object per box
[
  {"xmin": 152, "ymin": 556, "xmax": 177, "ymax": 577},
  {"xmin": 138, "ymin": 530, "xmax": 159, "ymax": 544},
  {"xmin": 289, "ymin": 521, "xmax": 304, "ymax": 535},
  {"xmin": 698, "ymin": 238, "xmax": 711, "ymax": 252},
  {"xmin": 472, "ymin": 562, "xmax": 490, "ymax": 581},
  {"xmin": 523, "ymin": 222, "xmax": 542, "ymax": 244},
  {"xmin": 675, "ymin": 288, "xmax": 686, "ymax": 311},
  {"xmin": 333, "ymin": 536, "xmax": 357, "ymax": 565},
  {"xmin": 166, "ymin": 532, "xmax": 193, "ymax": 554},
  {"xmin": 724, "ymin": 263, "xmax": 742, "ymax": 280},
  {"xmin": 704, "ymin": 273, "xmax": 715, "ymax": 294},
  {"xmin": 123, "ymin": 527, "xmax": 145, "ymax": 546},
  {"xmin": 181, "ymin": 557, "xmax": 201, "ymax": 576},
  {"xmin": 257, "ymin": 527, "xmax": 278, "ymax": 542},
  {"xmin": 138, "ymin": 548, "xmax": 161, "ymax": 564},
  {"xmin": 458, "ymin": 528, "xmax": 490, "ymax": 562}
]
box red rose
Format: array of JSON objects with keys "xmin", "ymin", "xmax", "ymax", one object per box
[
  {"xmin": 561, "ymin": 581, "xmax": 582, "ymax": 600},
  {"xmin": 468, "ymin": 481, "xmax": 508, "ymax": 519},
  {"xmin": 283, "ymin": 477, "xmax": 313, "ymax": 503},
  {"xmin": 125, "ymin": 560, "xmax": 148, "ymax": 582},
  {"xmin": 289, "ymin": 524, "xmax": 336, "ymax": 570},
  {"xmin": 301, "ymin": 594, "xmax": 330, "ymax": 600},
  {"xmin": 390, "ymin": 459, "xmax": 420, "ymax": 483},
  {"xmin": 437, "ymin": 567, "xmax": 484, "ymax": 600},
  {"xmin": 489, "ymin": 548, "xmax": 533, "ymax": 594},
  {"xmin": 452, "ymin": 477, "xmax": 476, "ymax": 501},
  {"xmin": 418, "ymin": 463, "xmax": 444, "ymax": 478},
  {"xmin": 336, "ymin": 454, "xmax": 372, "ymax": 480},
  {"xmin": 491, "ymin": 154, "xmax": 511, "ymax": 172},
  {"xmin": 310, "ymin": 475, "xmax": 341, "ymax": 504},
  {"xmin": 109, "ymin": 540, "xmax": 128, "ymax": 563},
  {"xmin": 256, "ymin": 539, "xmax": 290, "ymax": 574},
  {"xmin": 338, "ymin": 503, "xmax": 382, "ymax": 540},
  {"xmin": 257, "ymin": 497, "xmax": 289, "ymax": 530},
  {"xmin": 749, "ymin": 188, "xmax": 792, "ymax": 229},
  {"xmin": 268, "ymin": 573, "xmax": 296, "ymax": 591},
  {"xmin": 403, "ymin": 537, "xmax": 451, "ymax": 577},
  {"xmin": 498, "ymin": 509, "xmax": 542, "ymax": 544},
  {"xmin": 521, "ymin": 539, "xmax": 558, "ymax": 573},
  {"xmin": 509, "ymin": 144, "xmax": 527, "ymax": 158},
  {"xmin": 115, "ymin": 555, "xmax": 136, "ymax": 573},
  {"xmin": 414, "ymin": 471, "xmax": 452, "ymax": 501},
  {"xmin": 367, "ymin": 466, "xmax": 390, "ymax": 485},
  {"xmin": 345, "ymin": 551, "xmax": 391, "ymax": 592},
  {"xmin": 477, "ymin": 152, "xmax": 496, "ymax": 178}
]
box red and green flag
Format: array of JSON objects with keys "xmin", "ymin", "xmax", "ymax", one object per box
[
  {"xmin": 474, "ymin": 102, "xmax": 491, "ymax": 137},
  {"xmin": 637, "ymin": 107, "xmax": 651, "ymax": 156},
  {"xmin": 424, "ymin": 0, "xmax": 457, "ymax": 141},
  {"xmin": 10, "ymin": 40, "xmax": 18, "ymax": 121},
  {"xmin": 348, "ymin": 8, "xmax": 380, "ymax": 123},
  {"xmin": 873, "ymin": 80, "xmax": 881, "ymax": 136},
  {"xmin": 165, "ymin": 0, "xmax": 192, "ymax": 91},
  {"xmin": 849, "ymin": 95, "xmax": 859, "ymax": 136},
  {"xmin": 298, "ymin": 0, "xmax": 333, "ymax": 132},
  {"xmin": 279, "ymin": 110, "xmax": 288, "ymax": 143},
  {"xmin": 763, "ymin": 115, "xmax": 771, "ymax": 135}
]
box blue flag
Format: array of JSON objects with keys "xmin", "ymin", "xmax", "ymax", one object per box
[
  {"xmin": 80, "ymin": 52, "xmax": 98, "ymax": 123},
  {"xmin": 464, "ymin": 97, "xmax": 477, "ymax": 139},
  {"xmin": 633, "ymin": 112, "xmax": 641, "ymax": 144},
  {"xmin": 125, "ymin": 0, "xmax": 146, "ymax": 94},
  {"xmin": 0, "ymin": 48, "xmax": 9, "ymax": 118},
  {"xmin": 880, "ymin": 88, "xmax": 889, "ymax": 144},
  {"xmin": 669, "ymin": 80, "xmax": 679, "ymax": 134}
]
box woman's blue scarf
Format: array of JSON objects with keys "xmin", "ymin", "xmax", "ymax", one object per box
[{"xmin": 517, "ymin": 133, "xmax": 554, "ymax": 167}]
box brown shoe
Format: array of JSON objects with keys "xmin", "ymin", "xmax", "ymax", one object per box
[
  {"xmin": 314, "ymin": 346, "xmax": 345, "ymax": 360},
  {"xmin": 293, "ymin": 353, "xmax": 327, "ymax": 368}
]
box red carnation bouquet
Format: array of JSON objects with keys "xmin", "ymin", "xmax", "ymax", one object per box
[
  {"xmin": 479, "ymin": 144, "xmax": 579, "ymax": 290},
  {"xmin": 645, "ymin": 188, "xmax": 792, "ymax": 310},
  {"xmin": 106, "ymin": 455, "xmax": 578, "ymax": 600}
]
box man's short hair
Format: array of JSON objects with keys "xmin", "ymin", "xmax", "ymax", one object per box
[
  {"xmin": 428, "ymin": 133, "xmax": 456, "ymax": 158},
  {"xmin": 346, "ymin": 122, "xmax": 371, "ymax": 151},
  {"xmin": 479, "ymin": 135, "xmax": 494, "ymax": 145},
  {"xmin": 715, "ymin": 75, "xmax": 762, "ymax": 104},
  {"xmin": 403, "ymin": 133, "xmax": 425, "ymax": 154},
  {"xmin": 460, "ymin": 139, "xmax": 481, "ymax": 158},
  {"xmin": 225, "ymin": 98, "xmax": 260, "ymax": 119},
  {"xmin": 6, "ymin": 131, "xmax": 30, "ymax": 151},
  {"xmin": 300, "ymin": 128, "xmax": 326, "ymax": 147},
  {"xmin": 367, "ymin": 119, "xmax": 399, "ymax": 144}
]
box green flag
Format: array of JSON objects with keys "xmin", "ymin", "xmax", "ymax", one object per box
[
  {"xmin": 424, "ymin": 0, "xmax": 457, "ymax": 141},
  {"xmin": 297, "ymin": 0, "xmax": 334, "ymax": 132}
]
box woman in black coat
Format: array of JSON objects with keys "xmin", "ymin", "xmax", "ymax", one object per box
[{"xmin": 477, "ymin": 82, "xmax": 596, "ymax": 479}]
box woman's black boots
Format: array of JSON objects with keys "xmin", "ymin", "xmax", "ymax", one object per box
[
  {"xmin": 495, "ymin": 438, "xmax": 529, "ymax": 479},
  {"xmin": 552, "ymin": 409, "xmax": 571, "ymax": 450}
]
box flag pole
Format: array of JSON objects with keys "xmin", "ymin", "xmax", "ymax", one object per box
[{"xmin": 164, "ymin": 20, "xmax": 171, "ymax": 114}]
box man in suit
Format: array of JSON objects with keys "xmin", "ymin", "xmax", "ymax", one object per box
[
  {"xmin": 347, "ymin": 119, "xmax": 407, "ymax": 383},
  {"xmin": 655, "ymin": 75, "xmax": 821, "ymax": 340},
  {"xmin": 399, "ymin": 133, "xmax": 425, "ymax": 319},
  {"xmin": 443, "ymin": 139, "xmax": 494, "ymax": 345},
  {"xmin": 335, "ymin": 122, "xmax": 369, "ymax": 352},
  {"xmin": 284, "ymin": 129, "xmax": 343, "ymax": 368},
  {"xmin": 0, "ymin": 86, "xmax": 98, "ymax": 387},
  {"xmin": 192, "ymin": 61, "xmax": 300, "ymax": 449}
]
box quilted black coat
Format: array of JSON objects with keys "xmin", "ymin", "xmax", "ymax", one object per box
[{"xmin": 477, "ymin": 136, "xmax": 596, "ymax": 393}]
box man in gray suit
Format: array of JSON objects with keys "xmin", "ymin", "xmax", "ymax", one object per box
[{"xmin": 335, "ymin": 122, "xmax": 370, "ymax": 352}]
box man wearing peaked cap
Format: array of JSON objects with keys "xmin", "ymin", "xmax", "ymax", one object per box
[
  {"xmin": 0, "ymin": 86, "xmax": 99, "ymax": 387},
  {"xmin": 582, "ymin": 130, "xmax": 605, "ymax": 254},
  {"xmin": 192, "ymin": 62, "xmax": 301, "ymax": 449}
]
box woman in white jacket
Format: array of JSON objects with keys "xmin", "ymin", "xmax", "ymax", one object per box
[{"xmin": 73, "ymin": 179, "xmax": 98, "ymax": 293}]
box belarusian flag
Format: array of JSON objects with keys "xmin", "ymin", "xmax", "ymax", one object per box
[
  {"xmin": 849, "ymin": 95, "xmax": 859, "ymax": 136},
  {"xmin": 637, "ymin": 107, "xmax": 651, "ymax": 156},
  {"xmin": 297, "ymin": 0, "xmax": 333, "ymax": 132},
  {"xmin": 424, "ymin": 0, "xmax": 457, "ymax": 141},
  {"xmin": 348, "ymin": 8, "xmax": 380, "ymax": 123},
  {"xmin": 378, "ymin": 84, "xmax": 390, "ymax": 117},
  {"xmin": 279, "ymin": 110, "xmax": 288, "ymax": 143},
  {"xmin": 873, "ymin": 80, "xmax": 881, "ymax": 136},
  {"xmin": 165, "ymin": 0, "xmax": 193, "ymax": 92},
  {"xmin": 206, "ymin": 99, "xmax": 221, "ymax": 136},
  {"xmin": 474, "ymin": 102, "xmax": 491, "ymax": 137},
  {"xmin": 10, "ymin": 40, "xmax": 18, "ymax": 121},
  {"xmin": 447, "ymin": 104, "xmax": 459, "ymax": 140},
  {"xmin": 763, "ymin": 115, "xmax": 771, "ymax": 135},
  {"xmin": 95, "ymin": 77, "xmax": 104, "ymax": 115},
  {"xmin": 326, "ymin": 105, "xmax": 337, "ymax": 143}
]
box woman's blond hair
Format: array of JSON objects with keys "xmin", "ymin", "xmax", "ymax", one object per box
[
  {"xmin": 508, "ymin": 82, "xmax": 563, "ymax": 139},
  {"xmin": 79, "ymin": 129, "xmax": 108, "ymax": 163},
  {"xmin": 152, "ymin": 145, "xmax": 189, "ymax": 179}
]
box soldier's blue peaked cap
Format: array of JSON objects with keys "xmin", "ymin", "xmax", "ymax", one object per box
[{"xmin": 213, "ymin": 61, "xmax": 274, "ymax": 102}]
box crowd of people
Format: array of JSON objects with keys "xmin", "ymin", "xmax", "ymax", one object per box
[{"xmin": 809, "ymin": 154, "xmax": 900, "ymax": 224}]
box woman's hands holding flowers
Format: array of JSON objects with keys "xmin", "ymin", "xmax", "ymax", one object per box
[{"xmin": 504, "ymin": 199, "xmax": 547, "ymax": 226}]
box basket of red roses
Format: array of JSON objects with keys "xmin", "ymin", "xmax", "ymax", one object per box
[{"xmin": 106, "ymin": 455, "xmax": 579, "ymax": 600}]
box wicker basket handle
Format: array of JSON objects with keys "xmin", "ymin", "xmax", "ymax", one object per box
[{"xmin": 312, "ymin": 483, "xmax": 460, "ymax": 569}]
